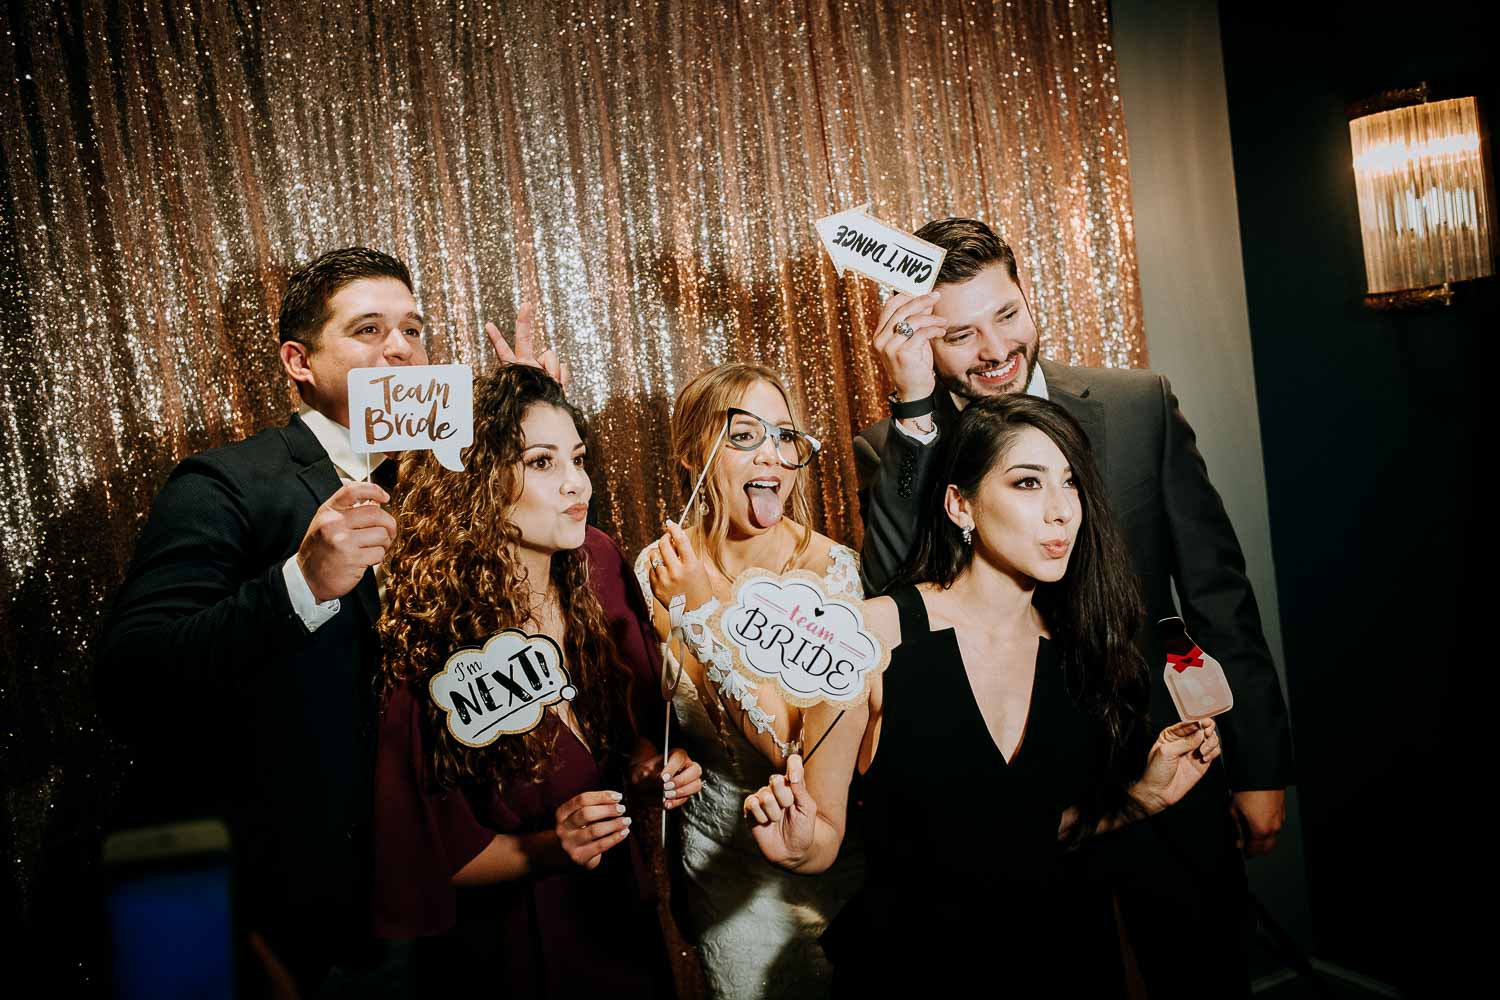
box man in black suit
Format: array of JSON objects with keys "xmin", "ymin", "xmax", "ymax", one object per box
[
  {"xmin": 102, "ymin": 248, "xmax": 430, "ymax": 988},
  {"xmin": 854, "ymin": 218, "xmax": 1293, "ymax": 995}
]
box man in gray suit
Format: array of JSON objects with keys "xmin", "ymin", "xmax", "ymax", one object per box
[{"xmin": 854, "ymin": 217, "xmax": 1293, "ymax": 995}]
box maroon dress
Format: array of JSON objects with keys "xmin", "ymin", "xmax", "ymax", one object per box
[{"xmin": 372, "ymin": 528, "xmax": 674, "ymax": 997}]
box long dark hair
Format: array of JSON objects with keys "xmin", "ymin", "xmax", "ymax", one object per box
[
  {"xmin": 379, "ymin": 365, "xmax": 630, "ymax": 791},
  {"xmin": 895, "ymin": 394, "xmax": 1151, "ymax": 842}
]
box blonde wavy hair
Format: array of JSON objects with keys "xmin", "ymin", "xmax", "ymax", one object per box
[
  {"xmin": 378, "ymin": 365, "xmax": 629, "ymax": 791},
  {"xmin": 672, "ymin": 363, "xmax": 814, "ymax": 577}
]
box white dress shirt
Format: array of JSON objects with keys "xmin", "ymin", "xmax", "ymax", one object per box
[{"xmin": 281, "ymin": 407, "xmax": 391, "ymax": 632}]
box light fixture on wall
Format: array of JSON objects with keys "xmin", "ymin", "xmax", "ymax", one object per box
[{"xmin": 1347, "ymin": 84, "xmax": 1494, "ymax": 310}]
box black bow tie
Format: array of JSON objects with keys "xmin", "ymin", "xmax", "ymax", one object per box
[{"xmin": 370, "ymin": 456, "xmax": 400, "ymax": 494}]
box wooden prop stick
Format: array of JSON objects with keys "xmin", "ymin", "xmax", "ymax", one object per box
[
  {"xmin": 677, "ymin": 420, "xmax": 728, "ymax": 526},
  {"xmin": 660, "ymin": 417, "xmax": 727, "ymax": 838},
  {"xmin": 800, "ymin": 709, "xmax": 847, "ymax": 765},
  {"xmin": 661, "ymin": 631, "xmax": 687, "ymax": 842}
]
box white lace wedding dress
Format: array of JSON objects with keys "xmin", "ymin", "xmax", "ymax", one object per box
[{"xmin": 634, "ymin": 544, "xmax": 866, "ymax": 1000}]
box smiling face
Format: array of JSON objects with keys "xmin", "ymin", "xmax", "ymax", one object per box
[
  {"xmin": 508, "ymin": 403, "xmax": 591, "ymax": 556},
  {"xmin": 930, "ymin": 264, "xmax": 1039, "ymax": 401},
  {"xmin": 709, "ymin": 379, "xmax": 803, "ymax": 538},
  {"xmin": 948, "ymin": 425, "xmax": 1080, "ymax": 584},
  {"xmin": 280, "ymin": 276, "xmax": 429, "ymax": 427}
]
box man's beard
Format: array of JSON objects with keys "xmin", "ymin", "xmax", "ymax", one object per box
[{"xmin": 938, "ymin": 341, "xmax": 1040, "ymax": 401}]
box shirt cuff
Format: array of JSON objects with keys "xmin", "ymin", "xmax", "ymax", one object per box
[
  {"xmin": 891, "ymin": 419, "xmax": 939, "ymax": 445},
  {"xmin": 282, "ymin": 555, "xmax": 341, "ymax": 632}
]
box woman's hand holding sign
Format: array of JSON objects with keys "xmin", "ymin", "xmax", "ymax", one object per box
[
  {"xmin": 1132, "ymin": 719, "xmax": 1222, "ymax": 815},
  {"xmin": 645, "ymin": 520, "xmax": 714, "ymax": 614},
  {"xmin": 554, "ymin": 790, "xmax": 632, "ymax": 870},
  {"xmin": 631, "ymin": 747, "xmax": 705, "ymax": 810},
  {"xmin": 743, "ymin": 753, "xmax": 820, "ymax": 868},
  {"xmin": 296, "ymin": 481, "xmax": 397, "ymax": 603}
]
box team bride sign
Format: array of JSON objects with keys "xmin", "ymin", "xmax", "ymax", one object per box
[
  {"xmin": 712, "ymin": 570, "xmax": 889, "ymax": 708},
  {"xmin": 348, "ymin": 364, "xmax": 474, "ymax": 471}
]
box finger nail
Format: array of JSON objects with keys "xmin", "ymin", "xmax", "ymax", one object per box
[
  {"xmin": 621, "ymin": 816, "xmax": 632, "ymax": 826},
  {"xmin": 610, "ymin": 791, "xmax": 623, "ymax": 802},
  {"xmin": 616, "ymin": 802, "xmax": 626, "ymax": 814},
  {"xmin": 663, "ymin": 780, "xmax": 675, "ymax": 791},
  {"xmin": 664, "ymin": 789, "xmax": 674, "ymax": 800}
]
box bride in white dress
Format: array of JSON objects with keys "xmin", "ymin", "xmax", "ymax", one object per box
[{"xmin": 636, "ymin": 364, "xmax": 864, "ymax": 1000}]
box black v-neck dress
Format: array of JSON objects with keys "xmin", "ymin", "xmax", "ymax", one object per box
[{"xmin": 821, "ymin": 585, "xmax": 1125, "ymax": 995}]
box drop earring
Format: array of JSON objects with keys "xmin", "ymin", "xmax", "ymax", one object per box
[{"xmin": 961, "ymin": 524, "xmax": 973, "ymax": 545}]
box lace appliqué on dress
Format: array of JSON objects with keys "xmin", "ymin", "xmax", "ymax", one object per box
[
  {"xmin": 824, "ymin": 544, "xmax": 863, "ymax": 599},
  {"xmin": 632, "ymin": 549, "xmax": 801, "ymax": 758}
]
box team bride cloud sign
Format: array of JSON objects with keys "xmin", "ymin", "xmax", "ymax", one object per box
[
  {"xmin": 348, "ymin": 364, "xmax": 473, "ymax": 471},
  {"xmin": 712, "ymin": 570, "xmax": 889, "ymax": 708}
]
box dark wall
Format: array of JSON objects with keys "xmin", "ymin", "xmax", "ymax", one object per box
[{"xmin": 1219, "ymin": 1, "xmax": 1491, "ymax": 991}]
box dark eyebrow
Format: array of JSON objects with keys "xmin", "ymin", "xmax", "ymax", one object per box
[
  {"xmin": 522, "ymin": 443, "xmax": 559, "ymax": 453},
  {"xmin": 347, "ymin": 311, "xmax": 426, "ymax": 327},
  {"xmin": 1005, "ymin": 463, "xmax": 1047, "ymax": 473}
]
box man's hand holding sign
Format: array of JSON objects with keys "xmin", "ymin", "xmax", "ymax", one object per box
[
  {"xmin": 296, "ymin": 480, "xmax": 397, "ymax": 603},
  {"xmin": 817, "ymin": 204, "xmax": 950, "ymax": 435}
]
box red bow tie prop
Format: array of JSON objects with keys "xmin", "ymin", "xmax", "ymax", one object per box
[{"xmin": 1167, "ymin": 644, "xmax": 1205, "ymax": 673}]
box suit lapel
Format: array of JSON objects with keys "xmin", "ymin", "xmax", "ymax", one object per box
[
  {"xmin": 284, "ymin": 414, "xmax": 382, "ymax": 626},
  {"xmin": 1041, "ymin": 361, "xmax": 1107, "ymax": 475}
]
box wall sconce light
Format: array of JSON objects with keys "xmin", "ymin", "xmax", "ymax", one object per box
[{"xmin": 1347, "ymin": 84, "xmax": 1494, "ymax": 310}]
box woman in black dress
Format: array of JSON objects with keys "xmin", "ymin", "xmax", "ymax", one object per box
[{"xmin": 742, "ymin": 394, "xmax": 1221, "ymax": 995}]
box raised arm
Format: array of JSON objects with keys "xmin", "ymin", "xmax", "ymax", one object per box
[
  {"xmin": 101, "ymin": 460, "xmax": 393, "ymax": 713},
  {"xmin": 638, "ymin": 523, "xmax": 805, "ymax": 763},
  {"xmin": 855, "ymin": 291, "xmax": 948, "ymax": 595}
]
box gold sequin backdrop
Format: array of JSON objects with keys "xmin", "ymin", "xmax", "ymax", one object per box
[{"xmin": 0, "ymin": 0, "xmax": 1142, "ymax": 949}]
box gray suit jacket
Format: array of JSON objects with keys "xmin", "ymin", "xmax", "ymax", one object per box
[{"xmin": 853, "ymin": 359, "xmax": 1293, "ymax": 793}]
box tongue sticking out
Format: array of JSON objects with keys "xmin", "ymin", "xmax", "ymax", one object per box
[{"xmin": 746, "ymin": 484, "xmax": 785, "ymax": 529}]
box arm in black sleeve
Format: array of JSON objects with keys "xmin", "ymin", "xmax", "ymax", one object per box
[
  {"xmin": 853, "ymin": 422, "xmax": 941, "ymax": 596},
  {"xmin": 100, "ymin": 456, "xmax": 316, "ymax": 729},
  {"xmin": 1157, "ymin": 376, "xmax": 1295, "ymax": 791}
]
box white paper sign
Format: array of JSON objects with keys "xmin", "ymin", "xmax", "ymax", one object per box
[
  {"xmin": 814, "ymin": 203, "xmax": 948, "ymax": 296},
  {"xmin": 712, "ymin": 569, "xmax": 889, "ymax": 707},
  {"xmin": 348, "ymin": 364, "xmax": 473, "ymax": 471},
  {"xmin": 429, "ymin": 629, "xmax": 577, "ymax": 747}
]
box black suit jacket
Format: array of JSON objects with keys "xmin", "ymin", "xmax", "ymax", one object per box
[
  {"xmin": 853, "ymin": 360, "xmax": 1294, "ymax": 794},
  {"xmin": 101, "ymin": 413, "xmax": 380, "ymax": 963}
]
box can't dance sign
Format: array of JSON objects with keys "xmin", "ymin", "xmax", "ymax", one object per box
[
  {"xmin": 815, "ymin": 203, "xmax": 948, "ymax": 296},
  {"xmin": 713, "ymin": 570, "xmax": 889, "ymax": 708}
]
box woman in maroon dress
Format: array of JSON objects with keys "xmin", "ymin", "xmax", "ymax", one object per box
[{"xmin": 372, "ymin": 365, "xmax": 701, "ymax": 996}]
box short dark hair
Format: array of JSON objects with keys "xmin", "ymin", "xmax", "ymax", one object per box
[
  {"xmin": 277, "ymin": 247, "xmax": 413, "ymax": 348},
  {"xmin": 913, "ymin": 217, "xmax": 1019, "ymax": 287}
]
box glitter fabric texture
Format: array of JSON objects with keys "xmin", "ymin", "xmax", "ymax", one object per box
[{"xmin": 0, "ymin": 0, "xmax": 1142, "ymax": 963}]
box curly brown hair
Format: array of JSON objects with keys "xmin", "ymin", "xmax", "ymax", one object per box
[{"xmin": 378, "ymin": 365, "xmax": 631, "ymax": 790}]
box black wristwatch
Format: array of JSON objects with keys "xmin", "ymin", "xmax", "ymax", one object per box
[{"xmin": 888, "ymin": 390, "xmax": 935, "ymax": 420}]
